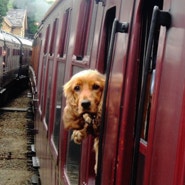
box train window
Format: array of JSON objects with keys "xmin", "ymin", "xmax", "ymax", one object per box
[
  {"xmin": 137, "ymin": 0, "xmax": 163, "ymax": 141},
  {"xmin": 65, "ymin": 67, "xmax": 83, "ymax": 185},
  {"xmin": 15, "ymin": 49, "xmax": 18, "ymax": 55},
  {"xmin": 49, "ymin": 18, "xmax": 59, "ymax": 55},
  {"xmin": 44, "ymin": 25, "xmax": 50, "ymax": 54},
  {"xmin": 73, "ymin": 0, "xmax": 92, "ymax": 60},
  {"xmin": 7, "ymin": 48, "xmax": 10, "ymax": 56},
  {"xmin": 45, "ymin": 60, "xmax": 54, "ymax": 125},
  {"xmin": 52, "ymin": 62, "xmax": 65, "ymax": 150},
  {"xmin": 58, "ymin": 9, "xmax": 71, "ymax": 58},
  {"xmin": 29, "ymin": 50, "xmax": 32, "ymax": 56}
]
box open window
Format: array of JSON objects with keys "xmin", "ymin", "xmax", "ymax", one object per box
[
  {"xmin": 65, "ymin": 67, "xmax": 82, "ymax": 184},
  {"xmin": 66, "ymin": 131, "xmax": 81, "ymax": 185}
]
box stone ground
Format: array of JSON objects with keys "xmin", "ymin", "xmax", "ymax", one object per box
[{"xmin": 0, "ymin": 90, "xmax": 34, "ymax": 185}]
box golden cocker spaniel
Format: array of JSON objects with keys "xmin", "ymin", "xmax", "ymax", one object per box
[{"xmin": 63, "ymin": 69, "xmax": 105, "ymax": 174}]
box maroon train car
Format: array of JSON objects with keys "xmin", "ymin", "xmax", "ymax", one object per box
[{"xmin": 30, "ymin": 0, "xmax": 185, "ymax": 184}]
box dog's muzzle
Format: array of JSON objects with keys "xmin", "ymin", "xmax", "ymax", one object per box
[{"xmin": 81, "ymin": 99, "xmax": 91, "ymax": 110}]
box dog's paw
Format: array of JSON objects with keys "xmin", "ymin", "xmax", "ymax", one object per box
[
  {"xmin": 71, "ymin": 130, "xmax": 87, "ymax": 144},
  {"xmin": 94, "ymin": 163, "xmax": 97, "ymax": 175}
]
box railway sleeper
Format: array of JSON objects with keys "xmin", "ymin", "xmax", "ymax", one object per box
[
  {"xmin": 32, "ymin": 156, "xmax": 40, "ymax": 168},
  {"xmin": 0, "ymin": 107, "xmax": 28, "ymax": 112},
  {"xmin": 31, "ymin": 174, "xmax": 39, "ymax": 185}
]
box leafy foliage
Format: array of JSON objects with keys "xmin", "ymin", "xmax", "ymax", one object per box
[{"xmin": 0, "ymin": 0, "xmax": 9, "ymax": 27}]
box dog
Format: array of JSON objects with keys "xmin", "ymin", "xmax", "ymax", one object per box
[{"xmin": 62, "ymin": 69, "xmax": 105, "ymax": 174}]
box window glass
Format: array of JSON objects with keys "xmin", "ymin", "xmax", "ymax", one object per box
[
  {"xmin": 45, "ymin": 60, "xmax": 53, "ymax": 125},
  {"xmin": 49, "ymin": 19, "xmax": 58, "ymax": 55},
  {"xmin": 73, "ymin": 0, "xmax": 92, "ymax": 59},
  {"xmin": 44, "ymin": 25, "xmax": 50, "ymax": 54},
  {"xmin": 52, "ymin": 62, "xmax": 65, "ymax": 149},
  {"xmin": 58, "ymin": 9, "xmax": 71, "ymax": 57}
]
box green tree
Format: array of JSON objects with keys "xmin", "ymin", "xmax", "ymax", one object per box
[
  {"xmin": 0, "ymin": 0, "xmax": 9, "ymax": 27},
  {"xmin": 27, "ymin": 17, "xmax": 38, "ymax": 38}
]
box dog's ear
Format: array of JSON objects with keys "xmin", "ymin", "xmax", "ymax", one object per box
[
  {"xmin": 63, "ymin": 80, "xmax": 78, "ymax": 106},
  {"xmin": 98, "ymin": 73, "xmax": 106, "ymax": 89},
  {"xmin": 63, "ymin": 80, "xmax": 72, "ymax": 98},
  {"xmin": 101, "ymin": 76, "xmax": 105, "ymax": 88}
]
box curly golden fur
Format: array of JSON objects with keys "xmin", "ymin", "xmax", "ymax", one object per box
[{"xmin": 63, "ymin": 69, "xmax": 105, "ymax": 174}]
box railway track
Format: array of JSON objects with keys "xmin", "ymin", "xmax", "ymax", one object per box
[{"xmin": 0, "ymin": 89, "xmax": 40, "ymax": 185}]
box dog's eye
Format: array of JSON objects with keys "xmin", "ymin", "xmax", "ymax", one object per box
[
  {"xmin": 74, "ymin": 85, "xmax": 80, "ymax": 91},
  {"xmin": 92, "ymin": 84, "xmax": 100, "ymax": 90}
]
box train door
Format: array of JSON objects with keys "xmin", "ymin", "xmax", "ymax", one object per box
[
  {"xmin": 137, "ymin": 0, "xmax": 185, "ymax": 184},
  {"xmin": 92, "ymin": 0, "xmax": 137, "ymax": 184},
  {"xmin": 58, "ymin": 0, "xmax": 95, "ymax": 185},
  {"xmin": 91, "ymin": 0, "xmax": 184, "ymax": 184},
  {"xmin": 112, "ymin": 0, "xmax": 185, "ymax": 185},
  {"xmin": 124, "ymin": 0, "xmax": 167, "ymax": 184},
  {"xmin": 107, "ymin": 0, "xmax": 172, "ymax": 184},
  {"xmin": 70, "ymin": 0, "xmax": 137, "ymax": 184}
]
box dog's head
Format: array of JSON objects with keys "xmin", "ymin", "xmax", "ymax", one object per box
[{"xmin": 63, "ymin": 69, "xmax": 105, "ymax": 117}]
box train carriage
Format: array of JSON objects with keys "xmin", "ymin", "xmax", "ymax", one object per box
[
  {"xmin": 0, "ymin": 30, "xmax": 32, "ymax": 104},
  {"xmin": 31, "ymin": 0, "xmax": 185, "ymax": 185},
  {"xmin": 0, "ymin": 31, "xmax": 21, "ymax": 87}
]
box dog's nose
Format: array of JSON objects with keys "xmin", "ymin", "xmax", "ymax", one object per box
[{"xmin": 81, "ymin": 100, "xmax": 91, "ymax": 109}]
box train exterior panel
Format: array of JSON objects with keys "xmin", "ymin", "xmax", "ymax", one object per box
[{"xmin": 31, "ymin": 0, "xmax": 185, "ymax": 185}]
